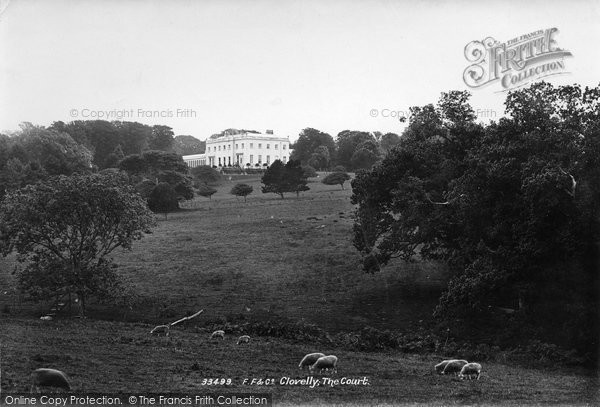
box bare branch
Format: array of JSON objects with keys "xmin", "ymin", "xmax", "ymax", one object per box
[{"xmin": 170, "ymin": 309, "xmax": 204, "ymax": 326}]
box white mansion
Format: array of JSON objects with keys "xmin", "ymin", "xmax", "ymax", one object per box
[{"xmin": 182, "ymin": 129, "xmax": 290, "ymax": 168}]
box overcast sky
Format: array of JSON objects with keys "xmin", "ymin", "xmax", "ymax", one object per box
[{"xmin": 1, "ymin": 0, "xmax": 598, "ymax": 142}]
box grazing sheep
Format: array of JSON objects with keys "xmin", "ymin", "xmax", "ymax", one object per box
[
  {"xmin": 298, "ymin": 353, "xmax": 326, "ymax": 370},
  {"xmin": 31, "ymin": 368, "xmax": 71, "ymax": 392},
  {"xmin": 441, "ymin": 359, "xmax": 468, "ymax": 375},
  {"xmin": 434, "ymin": 359, "xmax": 452, "ymax": 374},
  {"xmin": 459, "ymin": 362, "xmax": 482, "ymax": 380},
  {"xmin": 150, "ymin": 324, "xmax": 170, "ymax": 336},
  {"xmin": 210, "ymin": 330, "xmax": 225, "ymax": 340},
  {"xmin": 309, "ymin": 355, "xmax": 338, "ymax": 374},
  {"xmin": 237, "ymin": 335, "xmax": 251, "ymax": 344}
]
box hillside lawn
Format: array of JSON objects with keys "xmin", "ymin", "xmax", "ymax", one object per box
[{"xmin": 0, "ymin": 174, "xmax": 598, "ymax": 405}]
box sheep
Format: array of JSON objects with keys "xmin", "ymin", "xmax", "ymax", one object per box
[
  {"xmin": 210, "ymin": 330, "xmax": 225, "ymax": 340},
  {"xmin": 150, "ymin": 324, "xmax": 170, "ymax": 336},
  {"xmin": 309, "ymin": 355, "xmax": 338, "ymax": 374},
  {"xmin": 441, "ymin": 359, "xmax": 468, "ymax": 375},
  {"xmin": 434, "ymin": 359, "xmax": 453, "ymax": 374},
  {"xmin": 31, "ymin": 368, "xmax": 71, "ymax": 392},
  {"xmin": 298, "ymin": 352, "xmax": 326, "ymax": 370},
  {"xmin": 237, "ymin": 335, "xmax": 251, "ymax": 345},
  {"xmin": 459, "ymin": 362, "xmax": 482, "ymax": 380}
]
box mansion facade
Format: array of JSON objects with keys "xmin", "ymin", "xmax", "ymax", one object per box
[{"xmin": 182, "ymin": 129, "xmax": 290, "ymax": 169}]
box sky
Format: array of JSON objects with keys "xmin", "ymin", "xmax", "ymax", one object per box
[{"xmin": 1, "ymin": 0, "xmax": 599, "ymax": 143}]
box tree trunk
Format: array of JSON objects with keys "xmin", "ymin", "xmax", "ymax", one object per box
[{"xmin": 77, "ymin": 292, "xmax": 86, "ymax": 317}]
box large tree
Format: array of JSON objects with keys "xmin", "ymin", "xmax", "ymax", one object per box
[
  {"xmin": 351, "ymin": 85, "xmax": 600, "ymax": 353},
  {"xmin": 336, "ymin": 130, "xmax": 377, "ymax": 170},
  {"xmin": 119, "ymin": 150, "xmax": 194, "ymax": 209},
  {"xmin": 261, "ymin": 159, "xmax": 309, "ymax": 199},
  {"xmin": 0, "ymin": 172, "xmax": 156, "ymax": 315},
  {"xmin": 290, "ymin": 128, "xmax": 336, "ymax": 165}
]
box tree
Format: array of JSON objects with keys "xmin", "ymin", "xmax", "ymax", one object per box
[
  {"xmin": 119, "ymin": 150, "xmax": 194, "ymax": 206},
  {"xmin": 0, "ymin": 173, "xmax": 156, "ymax": 316},
  {"xmin": 148, "ymin": 182, "xmax": 179, "ymax": 219},
  {"xmin": 14, "ymin": 123, "xmax": 93, "ymax": 175},
  {"xmin": 290, "ymin": 128, "xmax": 336, "ymax": 165},
  {"xmin": 230, "ymin": 183, "xmax": 253, "ymax": 202},
  {"xmin": 308, "ymin": 145, "xmax": 330, "ymax": 170},
  {"xmin": 261, "ymin": 159, "xmax": 309, "ymax": 199},
  {"xmin": 336, "ymin": 130, "xmax": 377, "ymax": 170},
  {"xmin": 172, "ymin": 135, "xmax": 206, "ymax": 156},
  {"xmin": 351, "ymin": 85, "xmax": 600, "ymax": 354},
  {"xmin": 322, "ymin": 172, "xmax": 351, "ymax": 190},
  {"xmin": 149, "ymin": 125, "xmax": 175, "ymax": 151},
  {"xmin": 261, "ymin": 160, "xmax": 287, "ymax": 199},
  {"xmin": 104, "ymin": 144, "xmax": 125, "ymax": 168},
  {"xmin": 350, "ymin": 139, "xmax": 380, "ymax": 170},
  {"xmin": 191, "ymin": 165, "xmax": 221, "ymax": 186},
  {"xmin": 379, "ymin": 132, "xmax": 401, "ymax": 155},
  {"xmin": 286, "ymin": 159, "xmax": 310, "ymax": 197},
  {"xmin": 301, "ymin": 165, "xmax": 317, "ymax": 178},
  {"xmin": 197, "ymin": 184, "xmax": 217, "ymax": 200}
]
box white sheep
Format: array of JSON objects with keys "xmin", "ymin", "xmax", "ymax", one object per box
[
  {"xmin": 434, "ymin": 359, "xmax": 452, "ymax": 374},
  {"xmin": 31, "ymin": 368, "xmax": 71, "ymax": 392},
  {"xmin": 150, "ymin": 324, "xmax": 170, "ymax": 336},
  {"xmin": 459, "ymin": 362, "xmax": 482, "ymax": 380},
  {"xmin": 441, "ymin": 359, "xmax": 468, "ymax": 375},
  {"xmin": 298, "ymin": 352, "xmax": 326, "ymax": 370},
  {"xmin": 210, "ymin": 330, "xmax": 225, "ymax": 340},
  {"xmin": 237, "ymin": 335, "xmax": 251, "ymax": 344},
  {"xmin": 309, "ymin": 355, "xmax": 338, "ymax": 374}
]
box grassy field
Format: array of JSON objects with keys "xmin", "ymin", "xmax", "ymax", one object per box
[{"xmin": 0, "ymin": 174, "xmax": 598, "ymax": 405}]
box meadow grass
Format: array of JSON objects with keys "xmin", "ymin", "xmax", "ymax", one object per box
[{"xmin": 0, "ymin": 174, "xmax": 597, "ymax": 405}]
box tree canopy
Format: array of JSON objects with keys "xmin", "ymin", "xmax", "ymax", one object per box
[
  {"xmin": 322, "ymin": 172, "xmax": 351, "ymax": 190},
  {"xmin": 261, "ymin": 159, "xmax": 309, "ymax": 199},
  {"xmin": 291, "ymin": 128, "xmax": 336, "ymax": 165},
  {"xmin": 351, "ymin": 84, "xmax": 600, "ymax": 353},
  {"xmin": 230, "ymin": 183, "xmax": 253, "ymax": 201},
  {"xmin": 0, "ymin": 172, "xmax": 156, "ymax": 315}
]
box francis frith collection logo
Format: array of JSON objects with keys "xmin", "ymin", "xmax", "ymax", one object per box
[{"xmin": 463, "ymin": 28, "xmax": 572, "ymax": 91}]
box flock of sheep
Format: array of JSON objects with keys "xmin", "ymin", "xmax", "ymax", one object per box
[
  {"xmin": 29, "ymin": 327, "xmax": 481, "ymax": 392},
  {"xmin": 435, "ymin": 359, "xmax": 482, "ymax": 380}
]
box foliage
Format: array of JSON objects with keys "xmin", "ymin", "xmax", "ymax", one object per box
[
  {"xmin": 301, "ymin": 165, "xmax": 317, "ymax": 178},
  {"xmin": 148, "ymin": 182, "xmax": 179, "ymax": 218},
  {"xmin": 172, "ymin": 135, "xmax": 206, "ymax": 156},
  {"xmin": 336, "ymin": 130, "xmax": 378, "ymax": 170},
  {"xmin": 0, "ymin": 172, "xmax": 156, "ymax": 315},
  {"xmin": 50, "ymin": 120, "xmax": 173, "ymax": 169},
  {"xmin": 351, "ymin": 84, "xmax": 600, "ymax": 354},
  {"xmin": 379, "ymin": 132, "xmax": 401, "ymax": 155},
  {"xmin": 119, "ymin": 150, "xmax": 194, "ymax": 207},
  {"xmin": 322, "ymin": 172, "xmax": 351, "ymax": 190},
  {"xmin": 261, "ymin": 159, "xmax": 310, "ymax": 199},
  {"xmin": 0, "ymin": 125, "xmax": 93, "ymax": 198},
  {"xmin": 307, "ymin": 145, "xmax": 330, "ymax": 170},
  {"xmin": 191, "ymin": 165, "xmax": 221, "ymax": 186},
  {"xmin": 196, "ymin": 184, "xmax": 217, "ymax": 200},
  {"xmin": 230, "ymin": 183, "xmax": 253, "ymax": 201},
  {"xmin": 149, "ymin": 125, "xmax": 174, "ymax": 151},
  {"xmin": 290, "ymin": 128, "xmax": 336, "ymax": 165},
  {"xmin": 350, "ymin": 139, "xmax": 380, "ymax": 169}
]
